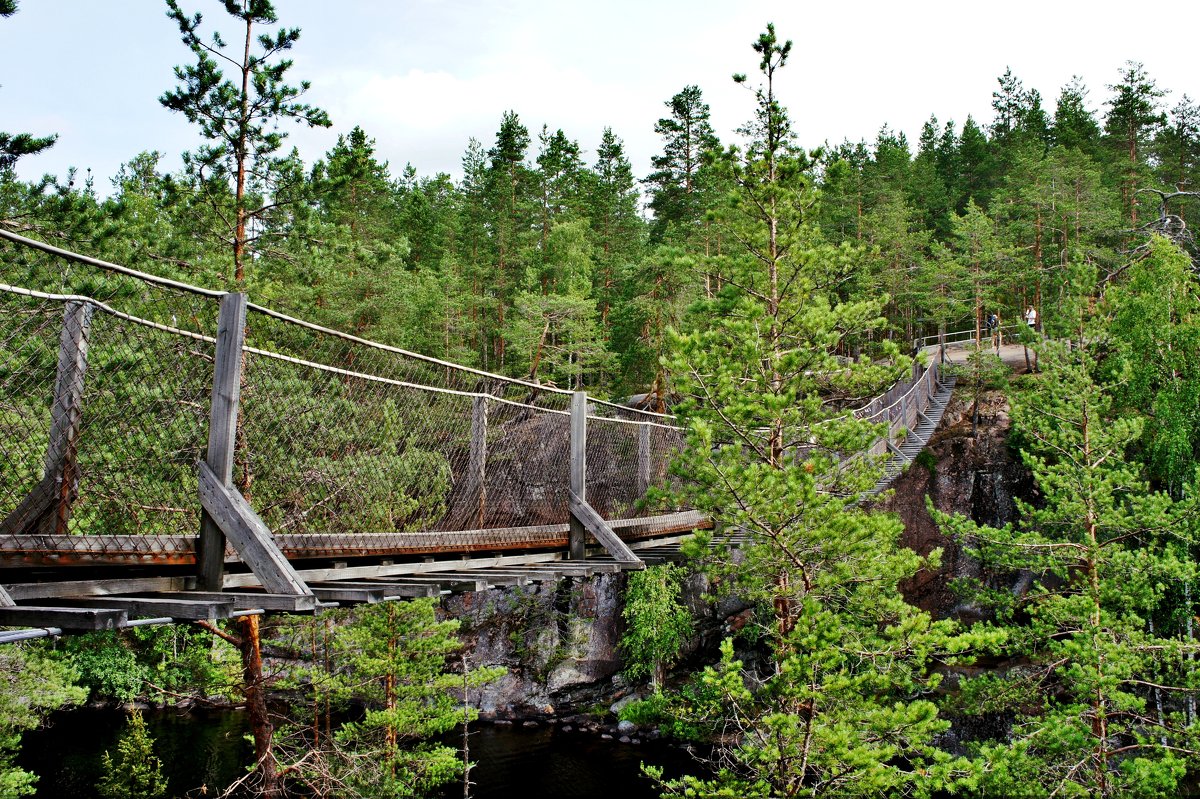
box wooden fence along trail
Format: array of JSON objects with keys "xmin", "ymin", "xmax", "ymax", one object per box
[{"xmin": 0, "ymin": 228, "xmax": 965, "ymax": 640}]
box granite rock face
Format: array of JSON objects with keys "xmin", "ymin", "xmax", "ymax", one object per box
[
  {"xmin": 879, "ymin": 389, "xmax": 1036, "ymax": 621},
  {"xmin": 445, "ymin": 573, "xmax": 633, "ymax": 718},
  {"xmin": 442, "ymin": 566, "xmax": 740, "ymax": 719}
]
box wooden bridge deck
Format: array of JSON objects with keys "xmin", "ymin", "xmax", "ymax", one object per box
[{"xmin": 0, "ymin": 230, "xmax": 997, "ymax": 639}]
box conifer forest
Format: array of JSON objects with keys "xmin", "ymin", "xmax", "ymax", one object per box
[{"xmin": 3, "ymin": 2, "xmax": 1200, "ymax": 797}]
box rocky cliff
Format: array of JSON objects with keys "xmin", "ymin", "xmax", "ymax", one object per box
[{"xmin": 880, "ymin": 388, "xmax": 1035, "ymax": 621}]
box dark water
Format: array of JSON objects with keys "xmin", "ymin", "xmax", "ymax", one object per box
[{"xmin": 19, "ymin": 709, "xmax": 696, "ymax": 798}]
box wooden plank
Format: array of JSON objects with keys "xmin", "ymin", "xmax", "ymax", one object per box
[
  {"xmin": 223, "ymin": 551, "xmax": 567, "ymax": 588},
  {"xmin": 44, "ymin": 301, "xmax": 94, "ymax": 536},
  {"xmin": 0, "ymin": 584, "xmax": 13, "ymax": 608},
  {"xmin": 0, "ymin": 606, "xmax": 127, "ymax": 630},
  {"xmin": 469, "ymin": 395, "xmax": 488, "ymax": 528},
  {"xmin": 62, "ymin": 596, "xmax": 234, "ymax": 620},
  {"xmin": 510, "ymin": 563, "xmax": 596, "ymax": 577},
  {"xmin": 569, "ymin": 490, "xmax": 641, "ymax": 565},
  {"xmin": 154, "ymin": 591, "xmax": 320, "ymax": 612},
  {"xmin": 199, "ymin": 291, "xmax": 247, "ymax": 591},
  {"xmin": 433, "ymin": 570, "xmax": 534, "ymax": 585},
  {"xmin": 569, "ymin": 391, "xmax": 588, "ymax": 560},
  {"xmin": 3, "ymin": 576, "xmax": 192, "ymax": 602},
  {"xmin": 198, "ymin": 461, "xmax": 313, "ymax": 597},
  {"xmin": 369, "ymin": 575, "xmax": 491, "ymax": 591},
  {"xmin": 309, "ymin": 582, "xmax": 438, "ymax": 598},
  {"xmin": 308, "ymin": 586, "xmax": 384, "ymax": 603}
]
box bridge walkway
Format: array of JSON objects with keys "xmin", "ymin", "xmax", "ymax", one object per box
[{"xmin": 0, "ymin": 228, "xmax": 981, "ymax": 638}]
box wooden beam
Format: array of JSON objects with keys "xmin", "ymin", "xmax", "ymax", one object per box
[
  {"xmin": 0, "ymin": 585, "xmax": 13, "ymax": 608},
  {"xmin": 511, "ymin": 563, "xmax": 597, "ymax": 577},
  {"xmin": 198, "ymin": 462, "xmax": 312, "ymax": 597},
  {"xmin": 308, "ymin": 582, "xmax": 438, "ymax": 598},
  {"xmin": 44, "ymin": 301, "xmax": 94, "ymax": 537},
  {"xmin": 61, "ymin": 596, "xmax": 234, "ymax": 620},
  {"xmin": 3, "ymin": 576, "xmax": 192, "ymax": 601},
  {"xmin": 199, "ymin": 292, "xmax": 247, "ymax": 591},
  {"xmin": 308, "ymin": 586, "xmax": 384, "ymax": 603},
  {"xmin": 0, "ymin": 606, "xmax": 127, "ymax": 630},
  {"xmin": 375, "ymin": 575, "xmax": 491, "ymax": 591},
  {"xmin": 431, "ymin": 570, "xmax": 533, "ymax": 586},
  {"xmin": 569, "ymin": 490, "xmax": 641, "ymax": 565},
  {"xmin": 637, "ymin": 423, "xmax": 651, "ymax": 497},
  {"xmin": 569, "ymin": 391, "xmax": 587, "ymax": 560},
  {"xmin": 223, "ymin": 551, "xmax": 567, "ymax": 588},
  {"xmin": 469, "ymin": 395, "xmax": 488, "ymax": 528},
  {"xmin": 155, "ymin": 591, "xmax": 319, "ymax": 612}
]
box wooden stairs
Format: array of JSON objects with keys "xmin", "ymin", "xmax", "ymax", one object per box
[{"xmin": 866, "ymin": 373, "xmax": 957, "ymax": 497}]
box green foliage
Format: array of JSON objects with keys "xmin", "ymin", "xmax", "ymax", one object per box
[
  {"xmin": 657, "ymin": 25, "xmax": 985, "ymax": 797},
  {"xmin": 0, "ymin": 644, "xmax": 85, "ymax": 798},
  {"xmin": 97, "ymin": 710, "xmax": 167, "ymax": 799},
  {"xmin": 275, "ymin": 600, "xmax": 504, "ymax": 798},
  {"xmin": 936, "ymin": 336, "xmax": 1200, "ymax": 797},
  {"xmin": 48, "ymin": 626, "xmax": 234, "ymax": 704},
  {"xmin": 620, "ymin": 565, "xmax": 694, "ymax": 689},
  {"xmin": 1106, "ymin": 236, "xmax": 1200, "ymax": 494}
]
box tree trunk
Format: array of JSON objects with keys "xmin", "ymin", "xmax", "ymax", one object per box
[{"xmin": 236, "ymin": 614, "xmax": 280, "ymax": 798}]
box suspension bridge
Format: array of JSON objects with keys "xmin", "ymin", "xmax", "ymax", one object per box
[{"xmin": 0, "ymin": 228, "xmax": 970, "ymax": 640}]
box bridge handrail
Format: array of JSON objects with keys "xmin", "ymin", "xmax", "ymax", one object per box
[
  {"xmin": 0, "ymin": 227, "xmax": 674, "ymax": 423},
  {"xmin": 913, "ymin": 324, "xmax": 1022, "ymax": 351},
  {"xmin": 0, "ymin": 227, "xmax": 225, "ymax": 298},
  {"xmin": 247, "ymin": 301, "xmax": 675, "ymax": 422}
]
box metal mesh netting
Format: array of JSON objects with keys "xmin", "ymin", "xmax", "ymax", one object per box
[
  {"xmin": 0, "ymin": 288, "xmax": 215, "ymax": 564},
  {"xmin": 0, "ymin": 230, "xmax": 693, "ymax": 567},
  {"xmin": 237, "ymin": 343, "xmax": 577, "ymax": 555},
  {"xmin": 0, "ymin": 235, "xmax": 221, "ymax": 337},
  {"xmin": 244, "ymin": 304, "xmax": 575, "ymax": 412},
  {"xmin": 582, "ymin": 398, "xmax": 694, "ymax": 545}
]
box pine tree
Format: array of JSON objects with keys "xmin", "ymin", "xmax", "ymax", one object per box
[
  {"xmin": 160, "ymin": 0, "xmax": 331, "ymax": 285},
  {"xmin": 1052, "ymin": 77, "xmax": 1102, "ymax": 156},
  {"xmin": 97, "ymin": 710, "xmax": 167, "ymax": 799},
  {"xmin": 325, "ymin": 600, "xmax": 503, "ymax": 799},
  {"xmin": 645, "ymin": 85, "xmax": 720, "ymax": 244},
  {"xmin": 1103, "ymin": 61, "xmax": 1166, "ymax": 227},
  {"xmin": 938, "ymin": 331, "xmax": 1200, "ymax": 797},
  {"xmin": 658, "ymin": 25, "xmax": 979, "ymax": 797},
  {"xmin": 485, "ymin": 110, "xmax": 535, "ymax": 369}
]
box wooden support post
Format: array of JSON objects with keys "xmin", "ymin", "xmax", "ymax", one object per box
[
  {"xmin": 568, "ymin": 391, "xmax": 587, "ymax": 560},
  {"xmin": 198, "ymin": 462, "xmax": 312, "ymax": 597},
  {"xmin": 199, "ymin": 292, "xmax": 247, "ymax": 591},
  {"xmin": 4, "ymin": 301, "xmax": 95, "ymax": 538},
  {"xmin": 569, "ymin": 490, "xmax": 643, "ymax": 566},
  {"xmin": 469, "ymin": 395, "xmax": 488, "ymax": 528},
  {"xmin": 637, "ymin": 423, "xmax": 652, "ymax": 497},
  {"xmin": 46, "ymin": 300, "xmax": 94, "ymax": 536}
]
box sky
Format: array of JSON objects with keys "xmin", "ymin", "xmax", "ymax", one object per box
[{"xmin": 2, "ymin": 0, "xmax": 1199, "ymax": 197}]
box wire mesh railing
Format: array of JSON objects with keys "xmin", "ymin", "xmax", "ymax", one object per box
[
  {"xmin": 0, "ymin": 229, "xmax": 691, "ymax": 570},
  {"xmin": 0, "ymin": 287, "xmax": 215, "ymax": 563}
]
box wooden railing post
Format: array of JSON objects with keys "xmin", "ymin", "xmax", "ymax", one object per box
[
  {"xmin": 2, "ymin": 300, "xmax": 95, "ymax": 539},
  {"xmin": 568, "ymin": 391, "xmax": 587, "ymax": 560},
  {"xmin": 637, "ymin": 423, "xmax": 652, "ymax": 497},
  {"xmin": 44, "ymin": 300, "xmax": 94, "ymax": 536},
  {"xmin": 198, "ymin": 292, "xmax": 247, "ymax": 591},
  {"xmin": 469, "ymin": 395, "xmax": 488, "ymax": 528}
]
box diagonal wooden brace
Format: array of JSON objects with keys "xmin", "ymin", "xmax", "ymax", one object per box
[
  {"xmin": 568, "ymin": 490, "xmax": 642, "ymax": 566},
  {"xmin": 197, "ymin": 462, "xmax": 313, "ymax": 597}
]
